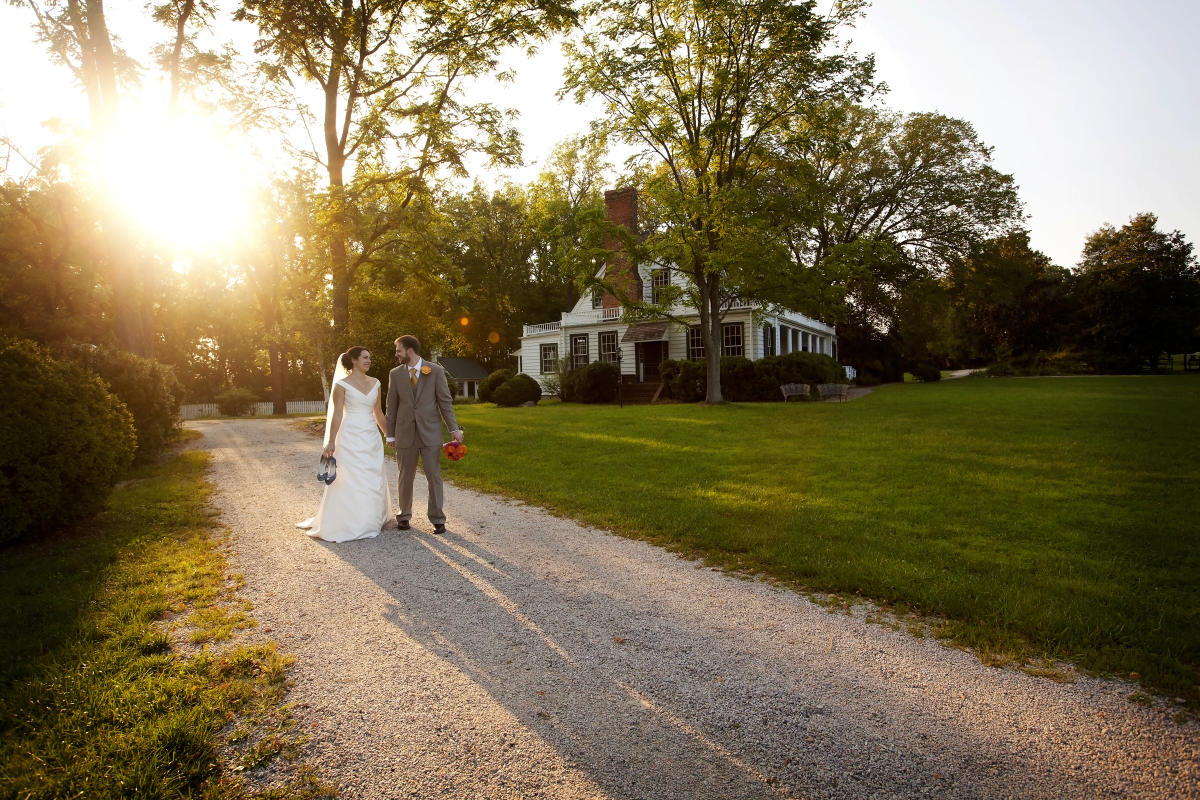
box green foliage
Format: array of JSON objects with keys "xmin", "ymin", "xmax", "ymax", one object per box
[
  {"xmin": 1075, "ymin": 213, "xmax": 1200, "ymax": 371},
  {"xmin": 479, "ymin": 368, "xmax": 515, "ymax": 403},
  {"xmin": 662, "ymin": 353, "xmax": 842, "ymax": 402},
  {"xmin": 215, "ymin": 387, "xmax": 258, "ymax": 416},
  {"xmin": 0, "ymin": 180, "xmax": 110, "ymax": 348},
  {"xmin": 446, "ymin": 376, "xmax": 1200, "ymax": 706},
  {"xmin": 945, "ymin": 231, "xmax": 1076, "ymax": 365},
  {"xmin": 569, "ymin": 361, "xmax": 620, "ymax": 404},
  {"xmin": 491, "ymin": 373, "xmax": 543, "ymax": 406},
  {"xmin": 659, "ymin": 359, "xmax": 707, "ymax": 402},
  {"xmin": 564, "ymin": 0, "xmax": 875, "ymax": 402},
  {"xmin": 0, "ymin": 338, "xmax": 135, "ymax": 544},
  {"xmin": 911, "ymin": 363, "xmax": 942, "ymax": 382},
  {"xmin": 72, "ymin": 347, "xmax": 182, "ymax": 463},
  {"xmin": 719, "ymin": 357, "xmax": 757, "ymax": 402},
  {"xmin": 236, "ymin": 0, "xmax": 576, "ymax": 343},
  {"xmin": 0, "ymin": 448, "xmax": 327, "ymax": 798}
]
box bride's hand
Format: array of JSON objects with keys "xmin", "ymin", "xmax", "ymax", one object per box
[{"xmin": 322, "ymin": 444, "xmax": 335, "ymax": 458}]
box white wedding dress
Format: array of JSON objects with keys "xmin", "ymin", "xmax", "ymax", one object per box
[{"xmin": 297, "ymin": 379, "xmax": 392, "ymax": 542}]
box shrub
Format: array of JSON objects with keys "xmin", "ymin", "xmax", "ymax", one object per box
[
  {"xmin": 73, "ymin": 347, "xmax": 182, "ymax": 463},
  {"xmin": 911, "ymin": 363, "xmax": 942, "ymax": 382},
  {"xmin": 479, "ymin": 369, "xmax": 514, "ymax": 403},
  {"xmin": 776, "ymin": 352, "xmax": 843, "ymax": 385},
  {"xmin": 660, "ymin": 359, "xmax": 706, "ymax": 402},
  {"xmin": 853, "ymin": 373, "xmax": 881, "ymax": 387},
  {"xmin": 0, "ymin": 338, "xmax": 136, "ymax": 544},
  {"xmin": 576, "ymin": 361, "xmax": 620, "ymax": 403},
  {"xmin": 719, "ymin": 356, "xmax": 757, "ymax": 401},
  {"xmin": 215, "ymin": 387, "xmax": 258, "ymax": 416},
  {"xmin": 492, "ymin": 373, "xmax": 543, "ymax": 406},
  {"xmin": 559, "ymin": 366, "xmax": 585, "ymax": 403}
]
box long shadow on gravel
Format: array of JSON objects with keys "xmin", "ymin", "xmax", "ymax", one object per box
[{"xmin": 321, "ymin": 523, "xmax": 1073, "ymax": 800}]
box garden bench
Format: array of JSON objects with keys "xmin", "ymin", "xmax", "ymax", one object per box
[
  {"xmin": 816, "ymin": 383, "xmax": 850, "ymax": 402},
  {"xmin": 779, "ymin": 382, "xmax": 810, "ymax": 402}
]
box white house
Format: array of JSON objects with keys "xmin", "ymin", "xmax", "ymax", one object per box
[{"xmin": 517, "ymin": 188, "xmax": 838, "ymax": 396}]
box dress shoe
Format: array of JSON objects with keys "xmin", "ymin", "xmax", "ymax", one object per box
[
  {"xmin": 433, "ymin": 523, "xmax": 446, "ymax": 535},
  {"xmin": 396, "ymin": 516, "xmax": 410, "ymax": 530}
]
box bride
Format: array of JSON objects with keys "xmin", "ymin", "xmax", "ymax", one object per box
[{"xmin": 297, "ymin": 347, "xmax": 392, "ymax": 542}]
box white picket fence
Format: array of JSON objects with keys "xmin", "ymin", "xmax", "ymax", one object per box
[{"xmin": 180, "ymin": 400, "xmax": 327, "ymax": 420}]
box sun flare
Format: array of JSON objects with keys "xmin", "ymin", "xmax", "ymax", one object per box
[{"xmin": 92, "ymin": 109, "xmax": 263, "ymax": 254}]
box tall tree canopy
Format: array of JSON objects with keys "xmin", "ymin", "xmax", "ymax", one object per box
[
  {"xmin": 1075, "ymin": 213, "xmax": 1200, "ymax": 370},
  {"xmin": 564, "ymin": 0, "xmax": 875, "ymax": 402},
  {"xmin": 236, "ymin": 0, "xmax": 577, "ymax": 347}
]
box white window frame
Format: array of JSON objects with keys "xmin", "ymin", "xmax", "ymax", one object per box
[{"xmin": 540, "ymin": 343, "xmax": 558, "ymax": 373}]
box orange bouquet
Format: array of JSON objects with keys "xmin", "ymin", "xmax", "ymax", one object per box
[{"xmin": 442, "ymin": 440, "xmax": 467, "ymax": 461}]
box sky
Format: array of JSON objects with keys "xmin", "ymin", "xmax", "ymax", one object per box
[{"xmin": 1, "ymin": 0, "xmax": 1196, "ymax": 269}]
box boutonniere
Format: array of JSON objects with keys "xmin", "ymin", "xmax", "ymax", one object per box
[{"xmin": 420, "ymin": 365, "xmax": 432, "ymax": 375}]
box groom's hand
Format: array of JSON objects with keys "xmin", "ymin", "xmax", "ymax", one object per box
[{"xmin": 451, "ymin": 429, "xmax": 464, "ymax": 443}]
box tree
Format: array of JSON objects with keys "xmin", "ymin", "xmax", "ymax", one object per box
[
  {"xmin": 0, "ymin": 171, "xmax": 109, "ymax": 347},
  {"xmin": 524, "ymin": 135, "xmax": 611, "ymax": 320},
  {"xmin": 564, "ymin": 0, "xmax": 875, "ymax": 402},
  {"xmin": 16, "ymin": 0, "xmax": 241, "ymax": 356},
  {"xmin": 946, "ymin": 231, "xmax": 1074, "ymax": 366},
  {"xmin": 436, "ymin": 184, "xmax": 537, "ymax": 369},
  {"xmin": 1075, "ymin": 213, "xmax": 1200, "ymax": 370},
  {"xmin": 17, "ymin": 0, "xmax": 149, "ymax": 353},
  {"xmin": 236, "ymin": 0, "xmax": 576, "ymax": 347}
]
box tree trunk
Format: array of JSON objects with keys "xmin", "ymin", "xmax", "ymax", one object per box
[
  {"xmin": 700, "ymin": 279, "xmax": 724, "ymax": 404},
  {"xmin": 86, "ymin": 0, "xmax": 119, "ymax": 119},
  {"xmin": 270, "ymin": 343, "xmax": 287, "ymax": 414},
  {"xmin": 65, "ymin": 0, "xmax": 102, "ymax": 128},
  {"xmin": 167, "ymin": 0, "xmax": 196, "ymax": 111},
  {"xmin": 323, "ymin": 15, "xmax": 351, "ymax": 348},
  {"xmin": 72, "ymin": 0, "xmax": 152, "ymax": 355}
]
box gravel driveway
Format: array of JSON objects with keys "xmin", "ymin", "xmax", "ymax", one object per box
[{"xmin": 190, "ymin": 418, "xmax": 1197, "ymax": 799}]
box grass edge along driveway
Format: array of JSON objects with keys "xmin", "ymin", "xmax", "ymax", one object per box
[
  {"xmin": 444, "ymin": 375, "xmax": 1199, "ymax": 711},
  {"xmin": 0, "ymin": 436, "xmax": 335, "ymax": 800}
]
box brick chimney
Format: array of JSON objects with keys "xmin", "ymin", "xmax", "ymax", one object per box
[{"xmin": 602, "ymin": 187, "xmax": 642, "ymax": 308}]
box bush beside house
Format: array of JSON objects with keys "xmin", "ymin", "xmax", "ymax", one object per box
[
  {"xmin": 492, "ymin": 373, "xmax": 543, "ymax": 406},
  {"xmin": 479, "ymin": 369, "xmax": 515, "ymax": 403},
  {"xmin": 660, "ymin": 352, "xmax": 844, "ymax": 402}
]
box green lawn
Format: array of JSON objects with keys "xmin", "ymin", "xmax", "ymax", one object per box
[
  {"xmin": 445, "ymin": 375, "xmax": 1200, "ymax": 706},
  {"xmin": 0, "ymin": 439, "xmax": 333, "ymax": 799}
]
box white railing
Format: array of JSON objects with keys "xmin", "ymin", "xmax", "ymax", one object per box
[
  {"xmin": 523, "ymin": 321, "xmax": 562, "ymax": 335},
  {"xmin": 600, "ymin": 306, "xmax": 621, "ymax": 320},
  {"xmin": 181, "ymin": 400, "xmax": 327, "ymax": 420}
]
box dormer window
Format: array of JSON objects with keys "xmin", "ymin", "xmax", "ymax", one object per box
[{"xmin": 591, "ymin": 286, "xmax": 604, "ymax": 309}]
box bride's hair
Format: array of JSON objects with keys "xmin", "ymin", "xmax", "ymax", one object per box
[{"xmin": 340, "ymin": 346, "xmax": 368, "ymax": 370}]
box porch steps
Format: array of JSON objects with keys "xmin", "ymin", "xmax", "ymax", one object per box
[{"xmin": 620, "ymin": 381, "xmax": 664, "ymax": 404}]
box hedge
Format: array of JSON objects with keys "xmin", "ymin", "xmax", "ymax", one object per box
[
  {"xmin": 660, "ymin": 351, "xmax": 845, "ymax": 402},
  {"xmin": 492, "ymin": 373, "xmax": 543, "ymax": 406},
  {"xmin": 73, "ymin": 346, "xmax": 182, "ymax": 463},
  {"xmin": 215, "ymin": 387, "xmax": 258, "ymax": 416},
  {"xmin": 479, "ymin": 369, "xmax": 514, "ymax": 403},
  {"xmin": 0, "ymin": 338, "xmax": 136, "ymax": 544}
]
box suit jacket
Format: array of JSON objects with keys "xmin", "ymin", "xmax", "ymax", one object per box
[{"xmin": 386, "ymin": 361, "xmax": 460, "ymax": 449}]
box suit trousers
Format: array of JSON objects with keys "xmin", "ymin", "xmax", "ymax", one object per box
[{"xmin": 396, "ymin": 442, "xmax": 445, "ymax": 525}]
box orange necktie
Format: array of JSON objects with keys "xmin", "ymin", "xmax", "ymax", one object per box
[{"xmin": 410, "ymin": 367, "xmax": 417, "ymax": 387}]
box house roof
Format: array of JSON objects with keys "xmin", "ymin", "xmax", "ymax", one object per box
[
  {"xmin": 621, "ymin": 322, "xmax": 669, "ymax": 342},
  {"xmin": 438, "ymin": 357, "xmax": 489, "ymax": 381}
]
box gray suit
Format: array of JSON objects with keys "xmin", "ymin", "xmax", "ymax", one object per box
[{"xmin": 385, "ymin": 360, "xmax": 460, "ymax": 526}]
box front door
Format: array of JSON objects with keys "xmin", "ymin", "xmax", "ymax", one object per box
[{"xmin": 637, "ymin": 341, "xmax": 669, "ymax": 382}]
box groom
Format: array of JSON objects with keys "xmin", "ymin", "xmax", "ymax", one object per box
[{"xmin": 385, "ymin": 335, "xmax": 464, "ymax": 535}]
